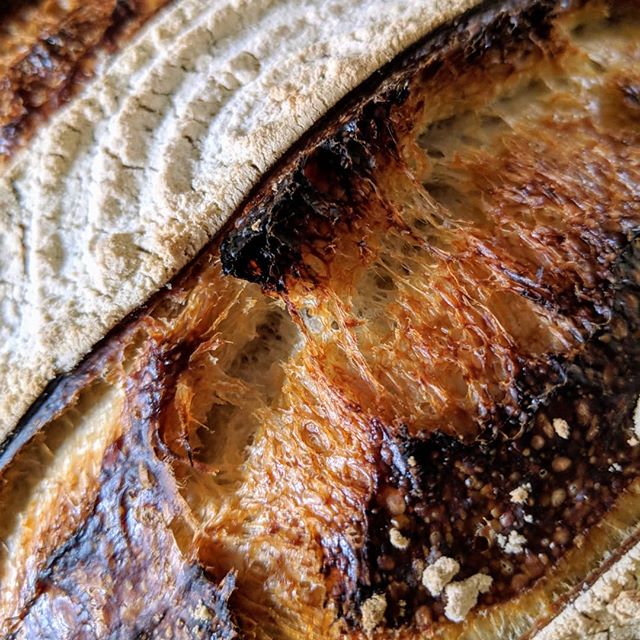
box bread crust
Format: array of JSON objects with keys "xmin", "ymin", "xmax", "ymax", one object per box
[
  {"xmin": 0, "ymin": 0, "xmax": 639, "ymax": 638},
  {"xmin": 536, "ymin": 536, "xmax": 640, "ymax": 639},
  {"xmin": 0, "ymin": 0, "xmax": 171, "ymax": 161},
  {"xmin": 0, "ymin": 0, "xmax": 480, "ymax": 447}
]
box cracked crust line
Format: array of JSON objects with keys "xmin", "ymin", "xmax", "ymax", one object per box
[{"xmin": 0, "ymin": 0, "xmax": 481, "ymax": 442}]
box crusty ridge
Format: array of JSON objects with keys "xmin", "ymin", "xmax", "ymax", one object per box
[
  {"xmin": 0, "ymin": 0, "xmax": 480, "ymax": 446},
  {"xmin": 1, "ymin": 0, "xmax": 639, "ymax": 638}
]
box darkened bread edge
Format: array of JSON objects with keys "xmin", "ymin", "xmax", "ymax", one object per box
[{"xmin": 1, "ymin": 0, "xmax": 638, "ymax": 638}]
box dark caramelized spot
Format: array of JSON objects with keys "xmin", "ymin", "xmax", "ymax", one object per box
[
  {"xmin": 356, "ymin": 243, "xmax": 640, "ymax": 629},
  {"xmin": 222, "ymin": 98, "xmax": 403, "ymax": 291},
  {"xmin": 6, "ymin": 352, "xmax": 238, "ymax": 640}
]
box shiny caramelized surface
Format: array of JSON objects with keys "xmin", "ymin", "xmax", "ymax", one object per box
[
  {"xmin": 0, "ymin": 0, "xmax": 170, "ymax": 162},
  {"xmin": 1, "ymin": 0, "xmax": 640, "ymax": 638}
]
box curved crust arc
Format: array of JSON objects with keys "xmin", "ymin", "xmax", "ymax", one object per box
[{"xmin": 0, "ymin": 0, "xmax": 480, "ymax": 445}]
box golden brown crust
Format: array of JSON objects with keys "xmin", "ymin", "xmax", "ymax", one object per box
[
  {"xmin": 0, "ymin": 0, "xmax": 482, "ymax": 447},
  {"xmin": 1, "ymin": 0, "xmax": 639, "ymax": 638},
  {"xmin": 9, "ymin": 359, "xmax": 238, "ymax": 638}
]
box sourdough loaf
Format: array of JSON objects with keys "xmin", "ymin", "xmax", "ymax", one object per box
[
  {"xmin": 0, "ymin": 0, "xmax": 639, "ymax": 638},
  {"xmin": 0, "ymin": 0, "xmax": 478, "ymax": 445}
]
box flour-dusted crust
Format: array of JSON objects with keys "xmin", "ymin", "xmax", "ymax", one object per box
[
  {"xmin": 0, "ymin": 0, "xmax": 480, "ymax": 444},
  {"xmin": 0, "ymin": 0, "xmax": 171, "ymax": 161},
  {"xmin": 0, "ymin": 2, "xmax": 640, "ymax": 640},
  {"xmin": 536, "ymin": 540, "xmax": 640, "ymax": 640}
]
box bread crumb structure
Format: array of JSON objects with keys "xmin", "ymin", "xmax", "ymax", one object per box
[
  {"xmin": 553, "ymin": 419, "xmax": 571, "ymax": 440},
  {"xmin": 510, "ymin": 484, "xmax": 531, "ymax": 504},
  {"xmin": 1, "ymin": 0, "xmax": 640, "ymax": 637},
  {"xmin": 497, "ymin": 531, "xmax": 528, "ymax": 555},
  {"xmin": 389, "ymin": 528, "xmax": 411, "ymax": 550}
]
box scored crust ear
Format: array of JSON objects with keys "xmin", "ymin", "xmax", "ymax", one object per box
[
  {"xmin": 0, "ymin": 0, "xmax": 480, "ymax": 447},
  {"xmin": 0, "ymin": 0, "xmax": 639, "ymax": 638}
]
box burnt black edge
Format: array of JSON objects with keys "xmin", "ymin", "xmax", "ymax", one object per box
[
  {"xmin": 0, "ymin": 0, "xmax": 561, "ymax": 473},
  {"xmin": 219, "ymin": 0, "xmax": 563, "ymax": 289}
]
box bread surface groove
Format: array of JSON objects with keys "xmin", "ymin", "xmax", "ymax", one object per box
[{"xmin": 1, "ymin": 0, "xmax": 639, "ymax": 638}]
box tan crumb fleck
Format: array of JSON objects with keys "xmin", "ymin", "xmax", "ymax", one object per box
[
  {"xmin": 497, "ymin": 530, "xmax": 527, "ymax": 555},
  {"xmin": 634, "ymin": 395, "xmax": 640, "ymax": 441},
  {"xmin": 509, "ymin": 483, "xmax": 531, "ymax": 504},
  {"xmin": 421, "ymin": 556, "xmax": 460, "ymax": 596},
  {"xmin": 361, "ymin": 593, "xmax": 387, "ymax": 636},
  {"xmin": 444, "ymin": 573, "xmax": 493, "ymax": 623},
  {"xmin": 389, "ymin": 527, "xmax": 410, "ymax": 550},
  {"xmin": 553, "ymin": 418, "xmax": 570, "ymax": 439},
  {"xmin": 194, "ymin": 602, "xmax": 212, "ymax": 620},
  {"xmin": 407, "ymin": 456, "xmax": 417, "ymax": 467}
]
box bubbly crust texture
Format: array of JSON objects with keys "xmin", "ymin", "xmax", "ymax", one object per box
[
  {"xmin": 0, "ymin": 0, "xmax": 479, "ymax": 444},
  {"xmin": 1, "ymin": 0, "xmax": 640, "ymax": 638}
]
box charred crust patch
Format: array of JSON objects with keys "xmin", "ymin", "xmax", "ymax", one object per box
[
  {"xmin": 220, "ymin": 96, "xmax": 405, "ymax": 291},
  {"xmin": 5, "ymin": 347, "xmax": 238, "ymax": 639},
  {"xmin": 346, "ymin": 242, "xmax": 640, "ymax": 629},
  {"xmin": 220, "ymin": 0, "xmax": 564, "ymax": 289}
]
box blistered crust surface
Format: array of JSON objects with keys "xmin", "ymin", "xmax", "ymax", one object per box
[
  {"xmin": 1, "ymin": 0, "xmax": 639, "ymax": 637},
  {"xmin": 0, "ymin": 0, "xmax": 479, "ymax": 443}
]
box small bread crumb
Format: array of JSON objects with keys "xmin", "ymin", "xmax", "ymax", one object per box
[
  {"xmin": 509, "ymin": 483, "xmax": 531, "ymax": 504},
  {"xmin": 553, "ymin": 418, "xmax": 570, "ymax": 439},
  {"xmin": 444, "ymin": 573, "xmax": 493, "ymax": 623},
  {"xmin": 634, "ymin": 395, "xmax": 640, "ymax": 440},
  {"xmin": 422, "ymin": 556, "xmax": 460, "ymax": 596},
  {"xmin": 194, "ymin": 602, "xmax": 212, "ymax": 620},
  {"xmin": 497, "ymin": 530, "xmax": 527, "ymax": 555},
  {"xmin": 407, "ymin": 456, "xmax": 417, "ymax": 467},
  {"xmin": 523, "ymin": 513, "xmax": 534, "ymax": 523},
  {"xmin": 361, "ymin": 593, "xmax": 387, "ymax": 636},
  {"xmin": 389, "ymin": 528, "xmax": 410, "ymax": 550},
  {"xmin": 628, "ymin": 436, "xmax": 639, "ymax": 447}
]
